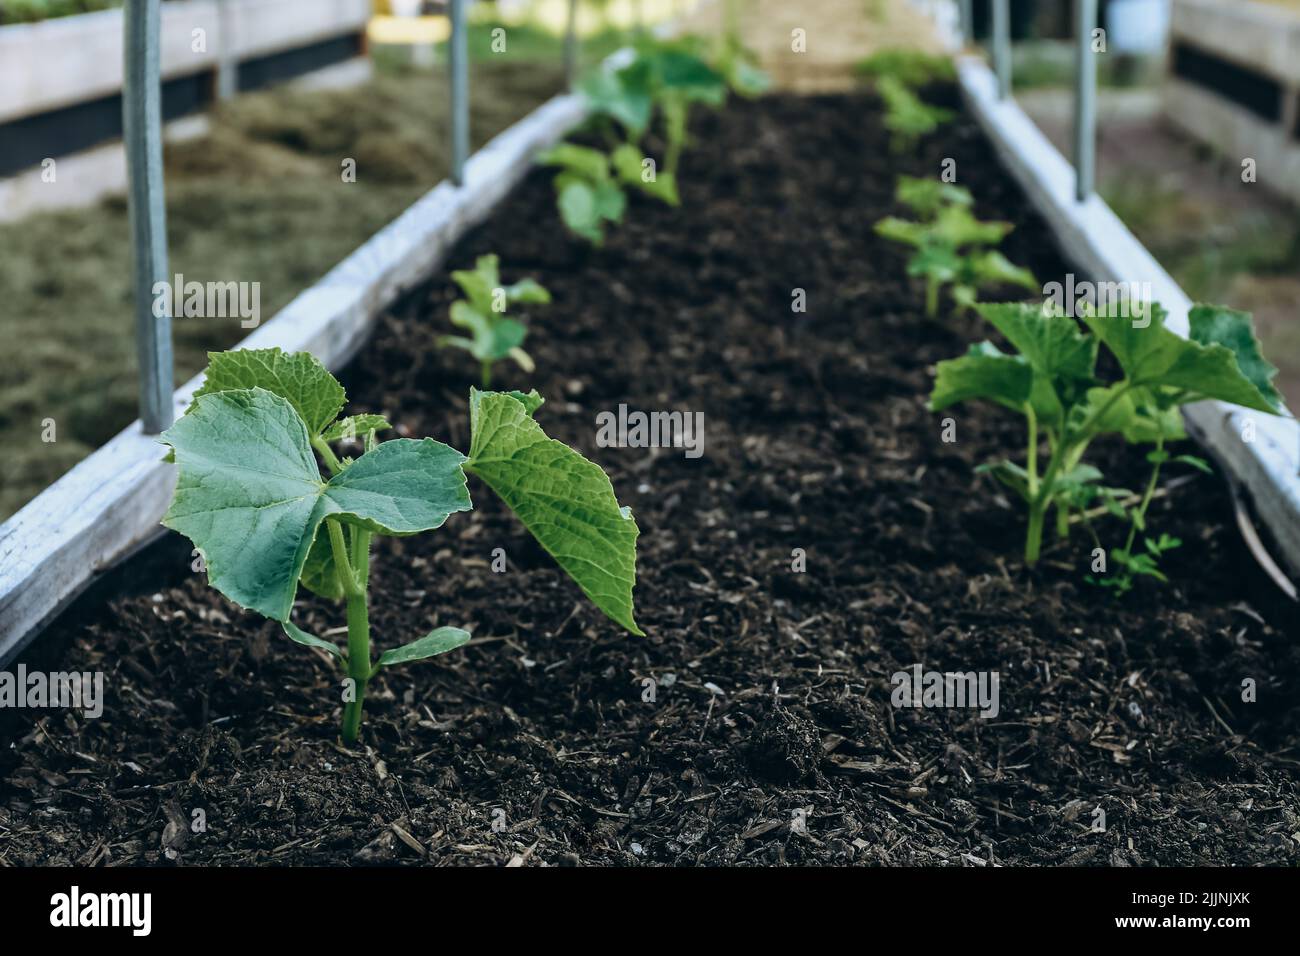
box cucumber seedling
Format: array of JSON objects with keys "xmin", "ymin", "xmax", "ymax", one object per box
[
  {"xmin": 876, "ymin": 176, "xmax": 1037, "ymax": 318},
  {"xmin": 929, "ymin": 301, "xmax": 1284, "ymax": 576},
  {"xmin": 161, "ymin": 348, "xmax": 642, "ymax": 744},
  {"xmin": 439, "ymin": 253, "xmax": 550, "ymax": 387},
  {"xmin": 538, "ymin": 141, "xmax": 678, "ymax": 245},
  {"xmin": 877, "ymin": 76, "xmax": 953, "ymax": 153}
]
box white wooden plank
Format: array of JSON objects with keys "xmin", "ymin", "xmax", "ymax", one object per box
[
  {"xmin": 956, "ymin": 55, "xmax": 1300, "ymax": 578},
  {"xmin": 0, "ymin": 91, "xmax": 588, "ymax": 663}
]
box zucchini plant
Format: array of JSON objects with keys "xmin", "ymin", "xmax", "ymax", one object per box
[
  {"xmin": 876, "ymin": 176, "xmax": 1037, "ymax": 317},
  {"xmin": 439, "ymin": 253, "xmax": 550, "ymax": 387},
  {"xmin": 161, "ymin": 348, "xmax": 642, "ymax": 744},
  {"xmin": 930, "ymin": 301, "xmax": 1284, "ymax": 575}
]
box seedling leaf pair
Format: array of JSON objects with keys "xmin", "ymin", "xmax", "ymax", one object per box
[{"xmin": 439, "ymin": 253, "xmax": 551, "ymax": 386}]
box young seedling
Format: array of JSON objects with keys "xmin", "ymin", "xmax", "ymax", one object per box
[
  {"xmin": 537, "ymin": 141, "xmax": 678, "ymax": 246},
  {"xmin": 439, "ymin": 253, "xmax": 550, "ymax": 387},
  {"xmin": 161, "ymin": 348, "xmax": 642, "ymax": 744},
  {"xmin": 876, "ymin": 177, "xmax": 1037, "ymax": 317},
  {"xmin": 877, "ymin": 76, "xmax": 954, "ymax": 153},
  {"xmin": 930, "ymin": 300, "xmax": 1284, "ymax": 575}
]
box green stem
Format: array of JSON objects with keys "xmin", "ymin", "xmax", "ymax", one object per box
[
  {"xmin": 1123, "ymin": 433, "xmax": 1165, "ymax": 556},
  {"xmin": 1055, "ymin": 504, "xmax": 1070, "ymax": 539},
  {"xmin": 327, "ymin": 519, "xmax": 371, "ymax": 745},
  {"xmin": 311, "ymin": 435, "xmax": 343, "ymax": 476},
  {"xmin": 925, "ymin": 278, "xmax": 938, "ymax": 318},
  {"xmin": 481, "ymin": 361, "xmax": 492, "ymax": 389},
  {"xmin": 1026, "ymin": 499, "xmax": 1048, "ymax": 566}
]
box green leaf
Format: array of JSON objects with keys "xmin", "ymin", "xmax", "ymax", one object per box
[
  {"xmin": 161, "ymin": 388, "xmax": 472, "ymax": 621},
  {"xmin": 283, "ymin": 621, "xmax": 344, "ymax": 661},
  {"xmin": 190, "ymin": 347, "xmax": 345, "ymax": 436},
  {"xmin": 299, "ymin": 531, "xmax": 343, "ymax": 600},
  {"xmin": 505, "ymin": 389, "xmax": 545, "ymax": 416},
  {"xmin": 1188, "ymin": 304, "xmax": 1283, "ymax": 412},
  {"xmin": 466, "ymin": 389, "xmax": 642, "ymax": 635},
  {"xmin": 580, "ymin": 68, "xmax": 653, "ymax": 138},
  {"xmin": 975, "ymin": 301, "xmax": 1095, "ymax": 409},
  {"xmin": 1173, "ymin": 453, "xmax": 1212, "ymax": 474},
  {"xmin": 975, "ymin": 460, "xmax": 1030, "ymax": 501},
  {"xmin": 896, "ymin": 175, "xmax": 972, "ymax": 217},
  {"xmin": 451, "ymin": 254, "xmax": 500, "ymax": 314},
  {"xmin": 504, "ymin": 278, "xmax": 551, "ymax": 305},
  {"xmin": 966, "ymin": 251, "xmax": 1038, "ymax": 291},
  {"xmin": 557, "ymin": 180, "xmax": 605, "ymax": 244},
  {"xmin": 1085, "ymin": 302, "xmax": 1281, "ymax": 413},
  {"xmin": 322, "ymin": 414, "xmax": 391, "ymax": 443},
  {"xmin": 537, "ymin": 142, "xmax": 611, "ymax": 182},
  {"xmin": 929, "ymin": 342, "xmax": 1034, "ymax": 412},
  {"xmin": 374, "ymin": 626, "xmax": 471, "ymax": 670}
]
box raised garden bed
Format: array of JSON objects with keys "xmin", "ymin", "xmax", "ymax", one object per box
[{"xmin": 3, "ymin": 84, "xmax": 1298, "ymax": 866}]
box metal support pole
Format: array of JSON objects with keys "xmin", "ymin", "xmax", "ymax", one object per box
[
  {"xmin": 123, "ymin": 0, "xmax": 173, "ymax": 434},
  {"xmin": 1073, "ymin": 0, "xmax": 1098, "ymax": 202},
  {"xmin": 992, "ymin": 0, "xmax": 1011, "ymax": 100},
  {"xmin": 564, "ymin": 0, "xmax": 579, "ymax": 89},
  {"xmin": 449, "ymin": 0, "xmax": 469, "ymax": 186},
  {"xmin": 215, "ymin": 0, "xmax": 236, "ymax": 100},
  {"xmin": 959, "ymin": 0, "xmax": 973, "ymax": 45}
]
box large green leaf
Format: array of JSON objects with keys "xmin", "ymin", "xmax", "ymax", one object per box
[
  {"xmin": 465, "ymin": 389, "xmax": 642, "ymax": 635},
  {"xmin": 929, "ymin": 342, "xmax": 1034, "ymax": 412},
  {"xmin": 976, "ymin": 302, "xmax": 1095, "ymax": 383},
  {"xmin": 161, "ymin": 388, "xmax": 471, "ymax": 621},
  {"xmin": 190, "ymin": 348, "xmax": 345, "ymax": 436},
  {"xmin": 557, "ymin": 180, "xmax": 605, "ymax": 244},
  {"xmin": 1188, "ymin": 304, "xmax": 1283, "ymax": 412},
  {"xmin": 1085, "ymin": 303, "xmax": 1281, "ymax": 413}
]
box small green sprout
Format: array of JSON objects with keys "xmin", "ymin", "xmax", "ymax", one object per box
[
  {"xmin": 161, "ymin": 348, "xmax": 642, "ymax": 744},
  {"xmin": 877, "ymin": 76, "xmax": 954, "ymax": 152},
  {"xmin": 930, "ymin": 301, "xmax": 1284, "ymax": 573},
  {"xmin": 876, "ymin": 176, "xmax": 1037, "ymax": 317},
  {"xmin": 439, "ymin": 253, "xmax": 551, "ymax": 388}
]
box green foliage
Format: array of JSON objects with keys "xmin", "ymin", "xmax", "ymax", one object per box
[
  {"xmin": 876, "ymin": 176, "xmax": 1036, "ymax": 317},
  {"xmin": 855, "ymin": 48, "xmax": 956, "ymax": 89},
  {"xmin": 930, "ymin": 300, "xmax": 1284, "ymax": 577},
  {"xmin": 438, "ymin": 253, "xmax": 551, "ymax": 387},
  {"xmin": 542, "ymin": 32, "xmax": 764, "ymax": 245},
  {"xmin": 877, "ymin": 76, "xmax": 954, "ymax": 152},
  {"xmin": 538, "ymin": 141, "xmax": 678, "ymax": 246},
  {"xmin": 160, "ymin": 350, "xmax": 641, "ymax": 743}
]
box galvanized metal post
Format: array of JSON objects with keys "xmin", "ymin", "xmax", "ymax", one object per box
[
  {"xmin": 992, "ymin": 0, "xmax": 1011, "ymax": 100},
  {"xmin": 449, "ymin": 0, "xmax": 469, "ymax": 186},
  {"xmin": 564, "ymin": 0, "xmax": 579, "ymax": 89},
  {"xmin": 960, "ymin": 0, "xmax": 973, "ymax": 45},
  {"xmin": 123, "ymin": 0, "xmax": 173, "ymax": 434},
  {"xmin": 215, "ymin": 0, "xmax": 237, "ymax": 100},
  {"xmin": 1073, "ymin": 0, "xmax": 1098, "ymax": 202}
]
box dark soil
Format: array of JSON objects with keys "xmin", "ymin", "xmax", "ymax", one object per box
[{"xmin": 4, "ymin": 87, "xmax": 1298, "ymax": 867}]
